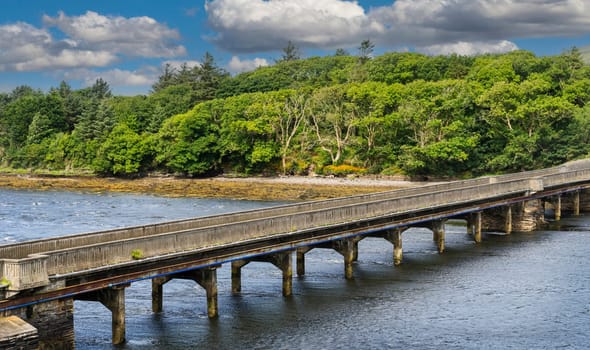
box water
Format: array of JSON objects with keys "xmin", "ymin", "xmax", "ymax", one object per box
[{"xmin": 2, "ymin": 189, "xmax": 590, "ymax": 349}]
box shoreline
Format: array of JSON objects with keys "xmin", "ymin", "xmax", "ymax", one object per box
[{"xmin": 0, "ymin": 174, "xmax": 429, "ymax": 201}]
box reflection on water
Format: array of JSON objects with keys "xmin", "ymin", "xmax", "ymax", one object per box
[{"xmin": 2, "ymin": 189, "xmax": 590, "ymax": 349}]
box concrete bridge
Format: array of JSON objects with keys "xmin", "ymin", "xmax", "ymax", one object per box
[{"xmin": 2, "ymin": 160, "xmax": 590, "ymax": 348}]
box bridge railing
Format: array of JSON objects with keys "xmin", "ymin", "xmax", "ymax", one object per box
[
  {"xmin": 41, "ymin": 177, "xmax": 539, "ymax": 275},
  {"xmin": 2, "ymin": 162, "xmax": 590, "ymax": 289},
  {"xmin": 1, "ymin": 160, "xmax": 584, "ymax": 261},
  {"xmin": 0, "ymin": 255, "xmax": 49, "ymax": 292}
]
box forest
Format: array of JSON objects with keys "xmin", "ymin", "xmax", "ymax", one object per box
[{"xmin": 1, "ymin": 47, "xmax": 589, "ymax": 179}]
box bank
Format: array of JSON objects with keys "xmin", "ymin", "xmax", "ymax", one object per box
[{"xmin": 0, "ymin": 173, "xmax": 421, "ymax": 201}]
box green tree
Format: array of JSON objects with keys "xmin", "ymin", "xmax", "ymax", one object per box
[
  {"xmin": 310, "ymin": 85, "xmax": 358, "ymax": 165},
  {"xmin": 94, "ymin": 124, "xmax": 151, "ymax": 176},
  {"xmin": 278, "ymin": 41, "xmax": 301, "ymax": 62},
  {"xmin": 156, "ymin": 104, "xmax": 220, "ymax": 176},
  {"xmin": 357, "ymin": 39, "xmax": 375, "ymax": 64}
]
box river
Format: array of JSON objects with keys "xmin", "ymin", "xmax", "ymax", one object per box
[{"xmin": 1, "ymin": 188, "xmax": 589, "ymax": 349}]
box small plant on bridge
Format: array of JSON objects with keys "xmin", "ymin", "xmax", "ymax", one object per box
[
  {"xmin": 131, "ymin": 249, "xmax": 144, "ymax": 260},
  {"xmin": 0, "ymin": 276, "xmax": 11, "ymax": 287}
]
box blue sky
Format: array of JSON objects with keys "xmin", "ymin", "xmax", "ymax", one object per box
[{"xmin": 1, "ymin": 0, "xmax": 589, "ymax": 95}]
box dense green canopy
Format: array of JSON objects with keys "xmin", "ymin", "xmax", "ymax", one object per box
[{"xmin": 1, "ymin": 48, "xmax": 589, "ymax": 178}]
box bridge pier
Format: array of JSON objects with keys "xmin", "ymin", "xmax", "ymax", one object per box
[
  {"xmin": 474, "ymin": 212, "xmax": 483, "ymax": 243},
  {"xmin": 331, "ymin": 238, "xmax": 359, "ymax": 279},
  {"xmin": 151, "ymin": 266, "xmax": 219, "ymax": 318},
  {"xmin": 481, "ymin": 200, "xmax": 545, "ymax": 233},
  {"xmin": 386, "ymin": 229, "xmax": 404, "ymax": 265},
  {"xmin": 545, "ymin": 195, "xmax": 563, "ymax": 220},
  {"xmin": 578, "ymin": 189, "xmax": 590, "ymax": 212},
  {"xmin": 232, "ymin": 251, "xmax": 293, "ymax": 297},
  {"xmin": 419, "ymin": 220, "xmax": 447, "ymax": 253},
  {"xmin": 368, "ymin": 228, "xmax": 406, "ymax": 265},
  {"xmin": 297, "ymin": 237, "xmax": 360, "ymax": 279},
  {"xmin": 76, "ymin": 284, "xmax": 129, "ymax": 345},
  {"xmin": 1, "ymin": 280, "xmax": 74, "ymax": 349},
  {"xmin": 296, "ymin": 247, "xmax": 312, "ymax": 277},
  {"xmin": 559, "ymin": 190, "xmax": 583, "ymax": 216}
]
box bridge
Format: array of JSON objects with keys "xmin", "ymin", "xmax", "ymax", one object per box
[{"xmin": 2, "ymin": 160, "xmax": 590, "ymax": 348}]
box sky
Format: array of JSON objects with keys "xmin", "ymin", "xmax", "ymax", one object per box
[{"xmin": 1, "ymin": 0, "xmax": 590, "ymax": 95}]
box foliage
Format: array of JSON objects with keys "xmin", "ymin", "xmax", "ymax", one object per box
[
  {"xmin": 131, "ymin": 249, "xmax": 144, "ymax": 260},
  {"xmin": 1, "ymin": 49, "xmax": 588, "ymax": 179},
  {"xmin": 322, "ymin": 164, "xmax": 367, "ymax": 177}
]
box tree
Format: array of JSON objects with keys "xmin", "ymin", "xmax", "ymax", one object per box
[
  {"xmin": 310, "ymin": 85, "xmax": 358, "ymax": 165},
  {"xmin": 394, "ymin": 80, "xmax": 479, "ymax": 175},
  {"xmin": 151, "ymin": 63, "xmax": 177, "ymax": 93},
  {"xmin": 334, "ymin": 48, "xmax": 350, "ymax": 56},
  {"xmin": 94, "ymin": 124, "xmax": 151, "ymax": 176},
  {"xmin": 274, "ymin": 90, "xmax": 310, "ymax": 174},
  {"xmin": 27, "ymin": 113, "xmax": 54, "ymax": 144},
  {"xmin": 156, "ymin": 104, "xmax": 220, "ymax": 176},
  {"xmin": 358, "ymin": 39, "xmax": 375, "ymax": 64},
  {"xmin": 278, "ymin": 41, "xmax": 301, "ymax": 62},
  {"xmin": 193, "ymin": 52, "xmax": 229, "ymax": 102}
]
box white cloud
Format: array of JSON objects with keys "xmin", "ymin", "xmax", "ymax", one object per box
[
  {"xmin": 227, "ymin": 56, "xmax": 269, "ymax": 73},
  {"xmin": 205, "ymin": 0, "xmax": 381, "ymax": 52},
  {"xmin": 0, "ymin": 11, "xmax": 187, "ymax": 74},
  {"xmin": 0, "ymin": 22, "xmax": 118, "ymax": 72},
  {"xmin": 62, "ymin": 66, "xmax": 159, "ymax": 89},
  {"xmin": 205, "ymin": 0, "xmax": 590, "ymax": 55},
  {"xmin": 43, "ymin": 11, "xmax": 186, "ymax": 58},
  {"xmin": 419, "ymin": 40, "xmax": 519, "ymax": 56}
]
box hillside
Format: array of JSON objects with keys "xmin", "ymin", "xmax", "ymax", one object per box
[{"xmin": 1, "ymin": 49, "xmax": 589, "ymax": 180}]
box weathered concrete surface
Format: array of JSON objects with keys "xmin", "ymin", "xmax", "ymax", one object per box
[
  {"xmin": 0, "ymin": 316, "xmax": 39, "ymax": 350},
  {"xmin": 2, "ymin": 297, "xmax": 74, "ymax": 350},
  {"xmin": 483, "ymin": 200, "xmax": 545, "ymax": 233}
]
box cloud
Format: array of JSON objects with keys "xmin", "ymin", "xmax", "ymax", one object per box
[
  {"xmin": 227, "ymin": 56, "xmax": 270, "ymax": 73},
  {"xmin": 419, "ymin": 40, "xmax": 519, "ymax": 56},
  {"xmin": 43, "ymin": 11, "xmax": 186, "ymax": 58},
  {"xmin": 371, "ymin": 0, "xmax": 590, "ymax": 46},
  {"xmin": 205, "ymin": 0, "xmax": 590, "ymax": 55},
  {"xmin": 205, "ymin": 0, "xmax": 382, "ymax": 52},
  {"xmin": 62, "ymin": 66, "xmax": 159, "ymax": 88},
  {"xmin": 1, "ymin": 11, "xmax": 187, "ymax": 74},
  {"xmin": 0, "ymin": 22, "xmax": 118, "ymax": 72}
]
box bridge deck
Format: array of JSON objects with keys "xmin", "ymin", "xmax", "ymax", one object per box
[{"xmin": 1, "ymin": 160, "xmax": 590, "ymax": 311}]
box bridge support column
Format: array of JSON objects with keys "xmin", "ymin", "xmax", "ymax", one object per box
[
  {"xmin": 194, "ymin": 268, "xmax": 219, "ymax": 318},
  {"xmin": 352, "ymin": 240, "xmax": 360, "ymax": 262},
  {"xmin": 231, "ymin": 260, "xmax": 247, "ymax": 295},
  {"xmin": 76, "ymin": 284, "xmax": 129, "ymax": 345},
  {"xmin": 560, "ymin": 191, "xmax": 582, "ymax": 216},
  {"xmin": 429, "ymin": 220, "xmax": 446, "ymax": 253},
  {"xmin": 152, "ymin": 276, "xmax": 171, "ymax": 313},
  {"xmin": 512, "ymin": 199, "xmax": 545, "ymax": 232},
  {"xmin": 232, "ymin": 251, "xmax": 293, "ymax": 297},
  {"xmin": 383, "ymin": 228, "xmax": 405, "ymax": 265},
  {"xmin": 151, "ymin": 267, "xmax": 219, "ymax": 318},
  {"xmin": 332, "ymin": 238, "xmax": 358, "ymax": 279},
  {"xmin": 474, "ymin": 212, "xmax": 482, "ymax": 243},
  {"xmin": 296, "ymin": 247, "xmax": 312, "ymax": 277},
  {"xmin": 577, "ymin": 189, "xmax": 590, "ymax": 213},
  {"xmin": 554, "ymin": 195, "xmax": 562, "ymax": 221},
  {"xmin": 504, "ymin": 206, "xmax": 513, "ymax": 235}
]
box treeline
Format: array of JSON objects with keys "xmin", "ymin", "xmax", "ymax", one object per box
[{"xmin": 1, "ymin": 49, "xmax": 589, "ymax": 178}]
